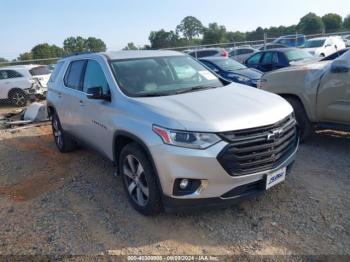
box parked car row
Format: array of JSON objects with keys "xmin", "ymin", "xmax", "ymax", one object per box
[{"xmin": 184, "ymin": 34, "xmax": 347, "ymax": 77}]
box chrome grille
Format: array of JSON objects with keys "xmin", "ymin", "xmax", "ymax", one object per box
[{"xmin": 217, "ymin": 115, "xmax": 298, "ymax": 176}]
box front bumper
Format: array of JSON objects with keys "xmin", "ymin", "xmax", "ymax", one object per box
[
  {"xmin": 150, "ymin": 138, "xmax": 298, "ymax": 201},
  {"xmin": 163, "ymin": 162, "xmax": 294, "ymax": 212}
]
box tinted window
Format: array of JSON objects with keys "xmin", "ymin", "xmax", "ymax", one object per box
[
  {"xmin": 236, "ymin": 49, "xmax": 254, "ymax": 55},
  {"xmin": 29, "ymin": 66, "xmax": 51, "ymax": 76},
  {"xmin": 49, "ymin": 61, "xmax": 64, "ymax": 83},
  {"xmin": 0, "ymin": 70, "xmax": 22, "ymax": 80},
  {"xmin": 305, "ymin": 39, "xmax": 326, "ymax": 48},
  {"xmin": 261, "ymin": 52, "xmax": 273, "ymax": 64},
  {"xmin": 83, "ymin": 60, "xmax": 109, "ymax": 95},
  {"xmin": 190, "ymin": 50, "xmax": 218, "ymax": 58},
  {"xmin": 246, "ymin": 53, "xmax": 262, "ymax": 65},
  {"xmin": 64, "ymin": 60, "xmax": 86, "ymax": 90}
]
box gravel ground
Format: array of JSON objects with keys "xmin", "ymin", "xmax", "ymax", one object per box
[{"xmin": 0, "ymin": 105, "xmax": 349, "ymax": 257}]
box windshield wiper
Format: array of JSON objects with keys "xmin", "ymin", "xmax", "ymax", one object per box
[
  {"xmin": 135, "ymin": 92, "xmax": 172, "ymax": 97},
  {"xmin": 175, "ymin": 85, "xmax": 218, "ymax": 94}
]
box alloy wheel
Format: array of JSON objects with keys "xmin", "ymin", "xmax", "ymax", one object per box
[
  {"xmin": 123, "ymin": 155, "xmax": 149, "ymax": 207},
  {"xmin": 52, "ymin": 117, "xmax": 63, "ymax": 149},
  {"xmin": 12, "ymin": 92, "xmax": 26, "ymax": 106}
]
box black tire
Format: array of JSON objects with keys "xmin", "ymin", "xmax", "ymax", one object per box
[
  {"xmin": 51, "ymin": 112, "xmax": 77, "ymax": 153},
  {"xmin": 9, "ymin": 89, "xmax": 27, "ymax": 107},
  {"xmin": 119, "ymin": 142, "xmax": 162, "ymax": 216},
  {"xmin": 284, "ymin": 97, "xmax": 313, "ymax": 142}
]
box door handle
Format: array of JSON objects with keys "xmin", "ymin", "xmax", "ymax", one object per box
[
  {"xmin": 57, "ymin": 92, "xmax": 62, "ymax": 98},
  {"xmin": 79, "ymin": 100, "xmax": 85, "ymax": 107}
]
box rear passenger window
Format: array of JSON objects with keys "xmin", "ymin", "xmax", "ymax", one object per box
[
  {"xmin": 246, "ymin": 53, "xmax": 262, "ymax": 65},
  {"xmin": 261, "ymin": 52, "xmax": 273, "ymax": 64},
  {"xmin": 64, "ymin": 60, "xmax": 86, "ymax": 90},
  {"xmin": 49, "ymin": 61, "xmax": 64, "ymax": 83},
  {"xmin": 83, "ymin": 60, "xmax": 110, "ymax": 95}
]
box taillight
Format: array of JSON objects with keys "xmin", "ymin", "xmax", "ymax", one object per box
[{"xmin": 221, "ymin": 50, "xmax": 228, "ymax": 57}]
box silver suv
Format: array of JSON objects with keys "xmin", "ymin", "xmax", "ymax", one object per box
[{"xmin": 47, "ymin": 50, "xmax": 299, "ymax": 215}]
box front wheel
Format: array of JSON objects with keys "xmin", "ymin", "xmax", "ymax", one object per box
[{"xmin": 119, "ymin": 143, "xmax": 162, "ymax": 216}]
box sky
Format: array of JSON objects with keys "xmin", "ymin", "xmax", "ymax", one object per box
[{"xmin": 1, "ymin": 0, "xmax": 349, "ymax": 60}]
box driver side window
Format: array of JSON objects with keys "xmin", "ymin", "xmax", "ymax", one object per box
[{"xmin": 83, "ymin": 60, "xmax": 110, "ymax": 95}]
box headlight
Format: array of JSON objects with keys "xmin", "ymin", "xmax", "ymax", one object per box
[{"xmin": 153, "ymin": 125, "xmax": 221, "ymax": 149}]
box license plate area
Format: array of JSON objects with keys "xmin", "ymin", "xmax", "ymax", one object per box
[{"xmin": 266, "ymin": 167, "xmax": 286, "ymax": 190}]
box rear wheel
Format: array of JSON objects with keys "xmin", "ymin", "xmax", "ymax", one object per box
[
  {"xmin": 51, "ymin": 112, "xmax": 77, "ymax": 153},
  {"xmin": 285, "ymin": 97, "xmax": 313, "ymax": 142},
  {"xmin": 9, "ymin": 90, "xmax": 27, "ymax": 107},
  {"xmin": 119, "ymin": 143, "xmax": 162, "ymax": 216}
]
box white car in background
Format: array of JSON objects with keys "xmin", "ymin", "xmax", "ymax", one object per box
[
  {"xmin": 0, "ymin": 66, "xmax": 48, "ymax": 106},
  {"xmin": 343, "ymin": 35, "xmax": 350, "ymax": 47},
  {"xmin": 20, "ymin": 64, "xmax": 52, "ymax": 88},
  {"xmin": 304, "ymin": 36, "xmax": 346, "ymax": 57}
]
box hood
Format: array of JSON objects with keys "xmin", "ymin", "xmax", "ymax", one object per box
[
  {"xmin": 290, "ymin": 57, "xmax": 320, "ymax": 66},
  {"xmin": 229, "ymin": 68, "xmax": 263, "ymax": 80},
  {"xmin": 133, "ymin": 84, "xmax": 293, "ymax": 132}
]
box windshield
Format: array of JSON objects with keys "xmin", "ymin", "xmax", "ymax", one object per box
[
  {"xmin": 110, "ymin": 56, "xmax": 224, "ymax": 97},
  {"xmin": 285, "ymin": 49, "xmax": 313, "ymax": 62},
  {"xmin": 211, "ymin": 59, "xmax": 247, "ymax": 71},
  {"xmin": 29, "ymin": 66, "xmax": 51, "ymax": 76},
  {"xmin": 305, "ymin": 39, "xmax": 325, "ymax": 48}
]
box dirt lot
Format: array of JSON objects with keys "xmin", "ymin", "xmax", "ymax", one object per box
[{"xmin": 0, "ymin": 104, "xmax": 349, "ymax": 257}]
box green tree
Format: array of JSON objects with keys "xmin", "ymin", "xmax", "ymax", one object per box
[
  {"xmin": 176, "ymin": 16, "xmax": 203, "ymax": 41},
  {"xmin": 202, "ymin": 23, "xmax": 227, "ymax": 44},
  {"xmin": 31, "ymin": 44, "xmax": 64, "ymax": 59},
  {"xmin": 0, "ymin": 57, "xmax": 8, "ymax": 63},
  {"xmin": 123, "ymin": 42, "xmax": 138, "ymax": 50},
  {"xmin": 246, "ymin": 27, "xmax": 265, "ymax": 41},
  {"xmin": 343, "ymin": 15, "xmax": 350, "ymax": 30},
  {"xmin": 63, "ymin": 36, "xmax": 86, "ymax": 54},
  {"xmin": 18, "ymin": 52, "xmax": 33, "ymax": 61},
  {"xmin": 149, "ymin": 30, "xmax": 179, "ymax": 49},
  {"xmin": 85, "ymin": 37, "xmax": 107, "ymax": 52},
  {"xmin": 63, "ymin": 36, "xmax": 106, "ymax": 54},
  {"xmin": 322, "ymin": 13, "xmax": 342, "ymax": 32},
  {"xmin": 226, "ymin": 31, "xmax": 246, "ymax": 42},
  {"xmin": 297, "ymin": 13, "xmax": 324, "ymax": 34}
]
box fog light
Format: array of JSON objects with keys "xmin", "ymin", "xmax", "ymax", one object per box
[{"xmin": 179, "ymin": 179, "xmax": 189, "ymax": 189}]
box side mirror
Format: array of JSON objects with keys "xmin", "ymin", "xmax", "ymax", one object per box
[{"xmin": 86, "ymin": 86, "xmax": 111, "ymax": 101}]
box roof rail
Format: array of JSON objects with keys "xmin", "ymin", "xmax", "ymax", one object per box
[{"xmin": 64, "ymin": 51, "xmax": 95, "ymax": 58}]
